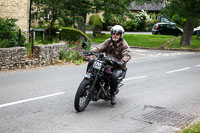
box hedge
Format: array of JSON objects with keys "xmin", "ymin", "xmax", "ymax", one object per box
[
  {"xmin": 61, "ymin": 27, "xmax": 90, "ymax": 42},
  {"xmin": 89, "ymin": 14, "xmax": 103, "ymax": 30}
]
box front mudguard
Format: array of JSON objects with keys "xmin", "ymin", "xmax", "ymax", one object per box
[{"xmin": 84, "ymin": 73, "xmax": 92, "ymax": 79}]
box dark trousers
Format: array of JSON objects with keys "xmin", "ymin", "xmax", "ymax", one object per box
[
  {"xmin": 87, "ymin": 59, "xmax": 126, "ymax": 94},
  {"xmin": 110, "ymin": 69, "xmax": 124, "ymax": 94}
]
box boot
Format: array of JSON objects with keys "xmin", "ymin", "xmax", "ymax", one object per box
[{"xmin": 111, "ymin": 94, "xmax": 116, "ymax": 105}]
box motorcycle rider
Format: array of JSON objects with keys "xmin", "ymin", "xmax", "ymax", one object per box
[{"xmin": 89, "ymin": 25, "xmax": 131, "ymax": 105}]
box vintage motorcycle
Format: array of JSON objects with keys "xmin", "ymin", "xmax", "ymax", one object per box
[{"xmin": 74, "ymin": 43, "xmax": 126, "ymax": 112}]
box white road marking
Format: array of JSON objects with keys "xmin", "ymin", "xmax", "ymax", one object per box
[
  {"xmin": 124, "ymin": 76, "xmax": 148, "ymax": 81},
  {"xmin": 131, "ymin": 51, "xmax": 194, "ymax": 61},
  {"xmin": 165, "ymin": 67, "xmax": 191, "ymax": 74},
  {"xmin": 0, "ymin": 64, "xmax": 196, "ymax": 108},
  {"xmin": 134, "ymin": 49, "xmax": 148, "ymax": 52},
  {"xmin": 0, "ymin": 92, "xmax": 65, "ymax": 108}
]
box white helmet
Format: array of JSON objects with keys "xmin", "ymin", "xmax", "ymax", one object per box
[{"xmin": 110, "ymin": 25, "xmax": 125, "ymax": 40}]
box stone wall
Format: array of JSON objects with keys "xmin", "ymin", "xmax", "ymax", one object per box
[
  {"xmin": 0, "ymin": 47, "xmax": 26, "ymax": 70},
  {"xmin": 0, "ymin": 42, "xmax": 66, "ymax": 71},
  {"xmin": 0, "ymin": 0, "xmax": 30, "ymax": 36},
  {"xmin": 30, "ymin": 42, "xmax": 66, "ymax": 67}
]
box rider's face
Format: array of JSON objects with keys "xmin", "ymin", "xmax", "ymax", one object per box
[{"xmin": 112, "ymin": 33, "xmax": 120, "ymax": 41}]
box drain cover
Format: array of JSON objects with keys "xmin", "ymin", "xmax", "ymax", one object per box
[{"xmin": 137, "ymin": 108, "xmax": 196, "ymax": 128}]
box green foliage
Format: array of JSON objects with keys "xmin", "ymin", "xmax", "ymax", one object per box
[
  {"xmin": 89, "ymin": 15, "xmax": 95, "ymax": 26},
  {"xmin": 101, "ymin": 0, "xmax": 132, "ymax": 27},
  {"xmin": 171, "ymin": 14, "xmax": 185, "ymax": 28},
  {"xmin": 134, "ymin": 10, "xmax": 148, "ymax": 31},
  {"xmin": 164, "ymin": 0, "xmax": 200, "ymax": 24},
  {"xmin": 167, "ymin": 36, "xmax": 200, "ymax": 50},
  {"xmin": 25, "ymin": 41, "xmax": 32, "ymax": 57},
  {"xmin": 60, "ymin": 40, "xmax": 88, "ymax": 65},
  {"xmin": 90, "ymin": 14, "xmax": 103, "ymax": 30},
  {"xmin": 91, "ymin": 33, "xmax": 200, "ymax": 50},
  {"xmin": 146, "ymin": 13, "xmax": 159, "ymax": 31},
  {"xmin": 161, "ymin": 9, "xmax": 186, "ymax": 28},
  {"xmin": 122, "ymin": 20, "xmax": 138, "ymax": 31},
  {"xmin": 32, "ymin": 0, "xmax": 94, "ymax": 33},
  {"xmin": 160, "ymin": 0, "xmax": 200, "ymax": 45},
  {"xmin": 161, "ymin": 0, "xmax": 200, "ymax": 27},
  {"xmin": 93, "ymin": 0, "xmax": 104, "ymax": 13},
  {"xmin": 181, "ymin": 122, "xmax": 200, "ymax": 133},
  {"xmin": 121, "ymin": 10, "xmax": 158, "ymax": 31},
  {"xmin": 0, "ymin": 17, "xmax": 26, "ymax": 48},
  {"xmin": 61, "ymin": 27, "xmax": 91, "ymax": 43},
  {"xmin": 90, "ymin": 33, "xmax": 174, "ymax": 48},
  {"xmin": 32, "ymin": 0, "xmax": 66, "ymax": 36},
  {"xmin": 124, "ymin": 10, "xmax": 151, "ymax": 31}
]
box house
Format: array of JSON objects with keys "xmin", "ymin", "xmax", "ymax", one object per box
[
  {"xmin": 86, "ymin": 1, "xmax": 166, "ymax": 25},
  {"xmin": 130, "ymin": 1, "xmax": 166, "ymax": 13}
]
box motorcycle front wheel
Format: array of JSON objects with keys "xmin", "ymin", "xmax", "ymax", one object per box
[{"xmin": 74, "ymin": 79, "xmax": 92, "ymax": 112}]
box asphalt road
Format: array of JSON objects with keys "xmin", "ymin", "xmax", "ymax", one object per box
[
  {"xmin": 86, "ymin": 31, "xmax": 152, "ymax": 35},
  {"xmin": 0, "ymin": 48, "xmax": 200, "ymax": 133}
]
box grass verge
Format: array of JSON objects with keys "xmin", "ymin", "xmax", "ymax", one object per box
[
  {"xmin": 91, "ymin": 34, "xmax": 200, "ymax": 50},
  {"xmin": 166, "ymin": 36, "xmax": 200, "ymax": 50},
  {"xmin": 176, "ymin": 122, "xmax": 200, "ymax": 133},
  {"xmin": 91, "ymin": 34, "xmax": 174, "ymax": 48}
]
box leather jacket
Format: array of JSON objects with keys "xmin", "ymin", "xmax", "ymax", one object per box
[{"xmin": 91, "ymin": 38, "xmax": 131, "ymax": 68}]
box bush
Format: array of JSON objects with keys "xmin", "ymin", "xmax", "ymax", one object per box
[
  {"xmin": 0, "ymin": 17, "xmax": 26, "ymax": 48},
  {"xmin": 133, "ymin": 10, "xmax": 148, "ymax": 31},
  {"xmin": 89, "ymin": 15, "xmax": 95, "ymax": 26},
  {"xmin": 122, "ymin": 20, "xmax": 138, "ymax": 31},
  {"xmin": 146, "ymin": 20, "xmax": 158, "ymax": 31},
  {"xmin": 61, "ymin": 27, "xmax": 91, "ymax": 42},
  {"xmin": 89, "ymin": 14, "xmax": 103, "ymax": 30},
  {"xmin": 60, "ymin": 40, "xmax": 88, "ymax": 65}
]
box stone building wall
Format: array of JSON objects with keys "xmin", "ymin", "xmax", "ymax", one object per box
[{"xmin": 0, "ymin": 0, "xmax": 30, "ymax": 36}]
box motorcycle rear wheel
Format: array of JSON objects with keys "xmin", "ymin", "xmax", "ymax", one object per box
[{"xmin": 74, "ymin": 79, "xmax": 92, "ymax": 112}]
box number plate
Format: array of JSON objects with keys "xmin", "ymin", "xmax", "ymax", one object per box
[{"xmin": 93, "ymin": 60, "xmax": 102, "ymax": 70}]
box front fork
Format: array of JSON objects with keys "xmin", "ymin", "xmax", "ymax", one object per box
[
  {"xmin": 84, "ymin": 72, "xmax": 110, "ymax": 100},
  {"xmin": 84, "ymin": 72, "xmax": 99, "ymax": 99}
]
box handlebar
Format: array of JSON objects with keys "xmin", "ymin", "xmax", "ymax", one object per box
[
  {"xmin": 83, "ymin": 51, "xmax": 104, "ymax": 58},
  {"xmin": 83, "ymin": 51, "xmax": 114, "ymax": 65},
  {"xmin": 83, "ymin": 51, "xmax": 123, "ymax": 68}
]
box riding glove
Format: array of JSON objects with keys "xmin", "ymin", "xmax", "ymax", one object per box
[{"xmin": 115, "ymin": 60, "xmax": 124, "ymax": 67}]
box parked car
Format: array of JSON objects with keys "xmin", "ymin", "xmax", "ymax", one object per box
[
  {"xmin": 152, "ymin": 23, "xmax": 183, "ymax": 36},
  {"xmin": 193, "ymin": 27, "xmax": 200, "ymax": 35}
]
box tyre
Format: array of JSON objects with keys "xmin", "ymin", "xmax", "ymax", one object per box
[
  {"xmin": 156, "ymin": 32, "xmax": 161, "ymax": 35},
  {"xmin": 177, "ymin": 33, "xmax": 182, "ymax": 36},
  {"xmin": 74, "ymin": 79, "xmax": 92, "ymax": 112}
]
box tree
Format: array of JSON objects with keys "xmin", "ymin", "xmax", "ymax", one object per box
[
  {"xmin": 162, "ymin": 0, "xmax": 200, "ymax": 45},
  {"xmin": 64, "ymin": 0, "xmax": 94, "ymax": 32},
  {"xmin": 93, "ymin": 0, "xmax": 132, "ymax": 27},
  {"xmin": 134, "ymin": 0, "xmax": 200, "ymax": 45},
  {"xmin": 32, "ymin": 0, "xmax": 94, "ymax": 35},
  {"xmin": 32, "ymin": 0, "xmax": 69, "ymax": 36}
]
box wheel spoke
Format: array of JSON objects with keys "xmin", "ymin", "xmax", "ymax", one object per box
[
  {"xmin": 79, "ymin": 88, "xmax": 90, "ymax": 108},
  {"xmin": 74, "ymin": 79, "xmax": 92, "ymax": 112}
]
